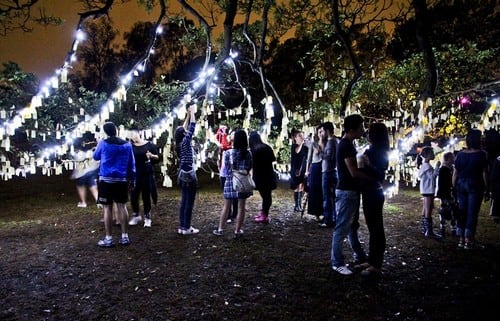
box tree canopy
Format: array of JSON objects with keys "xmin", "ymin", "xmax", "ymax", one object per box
[{"xmin": 0, "ymin": 0, "xmax": 499, "ymax": 182}]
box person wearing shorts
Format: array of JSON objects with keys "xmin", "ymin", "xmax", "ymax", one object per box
[{"xmin": 93, "ymin": 122, "xmax": 136, "ymax": 248}]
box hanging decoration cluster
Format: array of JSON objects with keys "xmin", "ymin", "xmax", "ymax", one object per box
[{"xmin": 0, "ymin": 6, "xmax": 499, "ymax": 202}]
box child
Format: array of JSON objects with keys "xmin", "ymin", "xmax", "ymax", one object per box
[
  {"xmin": 418, "ymin": 146, "xmax": 441, "ymax": 239},
  {"xmin": 435, "ymin": 152, "xmax": 457, "ymax": 236}
]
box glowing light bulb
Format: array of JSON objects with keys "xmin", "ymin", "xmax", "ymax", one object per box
[
  {"xmin": 121, "ymin": 74, "xmax": 133, "ymax": 85},
  {"xmin": 76, "ymin": 29, "xmax": 86, "ymax": 41}
]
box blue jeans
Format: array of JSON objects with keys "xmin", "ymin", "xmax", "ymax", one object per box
[
  {"xmin": 322, "ymin": 170, "xmax": 337, "ymax": 225},
  {"xmin": 331, "ymin": 190, "xmax": 366, "ymax": 267},
  {"xmin": 455, "ymin": 178, "xmax": 484, "ymax": 239},
  {"xmin": 179, "ymin": 181, "xmax": 197, "ymax": 229}
]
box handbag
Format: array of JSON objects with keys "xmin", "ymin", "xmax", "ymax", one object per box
[
  {"xmin": 233, "ymin": 169, "xmax": 255, "ymax": 193},
  {"xmin": 231, "ymin": 151, "xmax": 255, "ymax": 193}
]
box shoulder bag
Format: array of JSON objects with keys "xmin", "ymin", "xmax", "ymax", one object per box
[{"xmin": 231, "ymin": 151, "xmax": 255, "ymax": 193}]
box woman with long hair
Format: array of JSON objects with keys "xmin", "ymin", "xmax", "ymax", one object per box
[
  {"xmin": 128, "ymin": 129, "xmax": 159, "ymax": 228},
  {"xmin": 249, "ymin": 131, "xmax": 276, "ymax": 223},
  {"xmin": 290, "ymin": 130, "xmax": 308, "ymax": 211},
  {"xmin": 357, "ymin": 122, "xmax": 390, "ymax": 277},
  {"xmin": 453, "ymin": 129, "xmax": 489, "ymax": 249},
  {"xmin": 213, "ymin": 129, "xmax": 253, "ymax": 237},
  {"xmin": 305, "ymin": 126, "xmax": 323, "ymax": 219}
]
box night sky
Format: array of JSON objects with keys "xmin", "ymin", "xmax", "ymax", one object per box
[{"xmin": 0, "ymin": 1, "xmax": 160, "ymax": 81}]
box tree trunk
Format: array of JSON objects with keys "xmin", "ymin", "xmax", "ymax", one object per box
[{"xmin": 413, "ymin": 0, "xmax": 438, "ymax": 101}]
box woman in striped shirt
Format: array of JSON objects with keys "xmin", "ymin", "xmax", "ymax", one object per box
[{"xmin": 174, "ymin": 105, "xmax": 199, "ymax": 235}]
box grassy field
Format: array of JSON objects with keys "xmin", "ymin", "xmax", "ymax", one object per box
[{"xmin": 1, "ymin": 173, "xmax": 499, "ymax": 321}]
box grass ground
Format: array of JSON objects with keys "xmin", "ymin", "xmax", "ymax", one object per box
[{"xmin": 1, "ymin": 173, "xmax": 499, "ymax": 321}]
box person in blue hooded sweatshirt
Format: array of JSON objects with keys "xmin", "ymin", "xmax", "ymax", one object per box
[{"xmin": 94, "ymin": 122, "xmax": 136, "ymax": 247}]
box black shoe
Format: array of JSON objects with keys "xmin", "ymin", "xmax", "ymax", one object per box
[
  {"xmin": 352, "ymin": 257, "xmax": 368, "ymax": 266},
  {"xmin": 424, "ymin": 230, "xmax": 442, "ymax": 241},
  {"xmin": 360, "ymin": 266, "xmax": 382, "ymax": 280}
]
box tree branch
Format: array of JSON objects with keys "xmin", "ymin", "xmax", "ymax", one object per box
[
  {"xmin": 177, "ymin": 0, "xmax": 214, "ymax": 84},
  {"xmin": 332, "ymin": 0, "xmax": 362, "ymax": 116}
]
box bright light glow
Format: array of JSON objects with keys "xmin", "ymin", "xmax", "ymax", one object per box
[
  {"xmin": 41, "ymin": 86, "xmax": 50, "ymax": 97},
  {"xmin": 384, "ymin": 186, "xmax": 395, "ymax": 196},
  {"xmin": 459, "ymin": 96, "xmax": 470, "ymax": 105},
  {"xmin": 121, "ymin": 73, "xmax": 133, "ymax": 85},
  {"xmin": 389, "ymin": 149, "xmax": 399, "ymax": 162},
  {"xmin": 156, "ymin": 26, "xmax": 163, "ymax": 34},
  {"xmin": 193, "ymin": 80, "xmax": 202, "ymax": 89},
  {"xmin": 229, "ymin": 49, "xmax": 238, "ymax": 59},
  {"xmin": 76, "ymin": 29, "xmax": 86, "ymax": 41},
  {"xmin": 50, "ymin": 76, "xmax": 58, "ymax": 88}
]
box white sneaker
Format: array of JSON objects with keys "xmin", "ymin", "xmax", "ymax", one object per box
[
  {"xmin": 181, "ymin": 226, "xmax": 199, "ymax": 235},
  {"xmin": 97, "ymin": 204, "xmax": 103, "ymax": 209},
  {"xmin": 332, "ymin": 265, "xmax": 353, "ymax": 276},
  {"xmin": 177, "ymin": 228, "xmax": 184, "ymax": 235},
  {"xmin": 144, "ymin": 218, "xmax": 152, "ymax": 228},
  {"xmin": 128, "ymin": 215, "xmax": 142, "ymax": 225},
  {"xmin": 77, "ymin": 202, "xmax": 87, "ymax": 208}
]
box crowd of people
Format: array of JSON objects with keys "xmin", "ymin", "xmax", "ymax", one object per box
[
  {"xmin": 74, "ymin": 108, "xmax": 499, "ymax": 281},
  {"xmin": 417, "ymin": 128, "xmax": 500, "ymax": 250}
]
